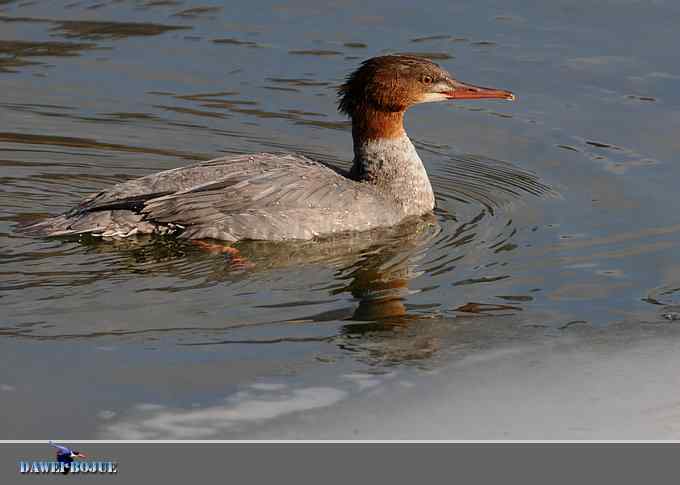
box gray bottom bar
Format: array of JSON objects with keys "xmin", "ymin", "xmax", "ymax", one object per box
[{"xmin": 0, "ymin": 443, "xmax": 674, "ymax": 484}]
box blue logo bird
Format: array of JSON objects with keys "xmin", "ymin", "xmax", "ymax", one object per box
[{"xmin": 49, "ymin": 441, "xmax": 87, "ymax": 474}]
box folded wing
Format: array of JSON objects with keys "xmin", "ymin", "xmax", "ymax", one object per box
[{"xmin": 58, "ymin": 153, "xmax": 398, "ymax": 241}]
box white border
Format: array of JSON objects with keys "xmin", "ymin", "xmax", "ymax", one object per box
[{"xmin": 2, "ymin": 440, "xmax": 679, "ymax": 443}]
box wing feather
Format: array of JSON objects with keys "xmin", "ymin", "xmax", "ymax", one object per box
[{"xmin": 67, "ymin": 152, "xmax": 398, "ymax": 241}]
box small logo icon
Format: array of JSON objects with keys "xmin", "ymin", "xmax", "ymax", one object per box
[
  {"xmin": 50, "ymin": 441, "xmax": 87, "ymax": 475},
  {"xmin": 17, "ymin": 441, "xmax": 117, "ymax": 475}
]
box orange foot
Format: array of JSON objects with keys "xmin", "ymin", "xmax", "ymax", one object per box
[{"xmin": 191, "ymin": 240, "xmax": 255, "ymax": 269}]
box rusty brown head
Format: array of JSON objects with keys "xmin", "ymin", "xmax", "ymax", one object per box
[{"xmin": 338, "ymin": 55, "xmax": 515, "ymax": 117}]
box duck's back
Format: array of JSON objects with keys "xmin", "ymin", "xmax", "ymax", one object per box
[{"xmin": 19, "ymin": 153, "xmax": 402, "ymax": 241}]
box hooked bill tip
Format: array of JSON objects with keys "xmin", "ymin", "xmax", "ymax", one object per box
[{"xmin": 507, "ymin": 93, "xmax": 517, "ymax": 101}]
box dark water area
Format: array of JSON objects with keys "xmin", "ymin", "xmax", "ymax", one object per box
[{"xmin": 2, "ymin": 0, "xmax": 680, "ymax": 438}]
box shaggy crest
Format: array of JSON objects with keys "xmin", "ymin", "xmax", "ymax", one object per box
[{"xmin": 337, "ymin": 55, "xmax": 451, "ymax": 116}]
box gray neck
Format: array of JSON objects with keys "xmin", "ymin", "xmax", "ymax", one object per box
[{"xmin": 350, "ymin": 134, "xmax": 435, "ymax": 217}]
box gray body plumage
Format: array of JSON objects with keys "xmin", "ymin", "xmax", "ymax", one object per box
[
  {"xmin": 21, "ymin": 55, "xmax": 510, "ymax": 243},
  {"xmin": 351, "ymin": 136, "xmax": 434, "ymax": 217},
  {"xmin": 21, "ymin": 142, "xmax": 433, "ymax": 242}
]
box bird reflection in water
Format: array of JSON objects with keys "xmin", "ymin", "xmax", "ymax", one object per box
[
  {"xmin": 214, "ymin": 212, "xmax": 440, "ymax": 323},
  {"xmin": 67, "ymin": 201, "xmax": 538, "ymax": 366},
  {"xmin": 78, "ymin": 211, "xmax": 438, "ymax": 300}
]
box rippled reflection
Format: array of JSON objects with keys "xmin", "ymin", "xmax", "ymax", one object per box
[{"xmin": 3, "ymin": 187, "xmax": 543, "ymax": 369}]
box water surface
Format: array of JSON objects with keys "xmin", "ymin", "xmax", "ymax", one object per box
[{"xmin": 2, "ymin": 0, "xmax": 680, "ymax": 438}]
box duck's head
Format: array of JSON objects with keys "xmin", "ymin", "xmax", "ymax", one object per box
[{"xmin": 338, "ymin": 55, "xmax": 515, "ymax": 117}]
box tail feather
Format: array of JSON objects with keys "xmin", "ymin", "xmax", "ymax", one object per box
[
  {"xmin": 16, "ymin": 214, "xmax": 76, "ymax": 237},
  {"xmin": 16, "ymin": 210, "xmax": 167, "ymax": 238}
]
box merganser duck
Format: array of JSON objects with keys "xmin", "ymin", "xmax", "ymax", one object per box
[{"xmin": 20, "ymin": 55, "xmax": 515, "ymax": 242}]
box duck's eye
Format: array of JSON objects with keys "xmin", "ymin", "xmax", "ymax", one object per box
[{"xmin": 422, "ymin": 75, "xmax": 433, "ymax": 85}]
